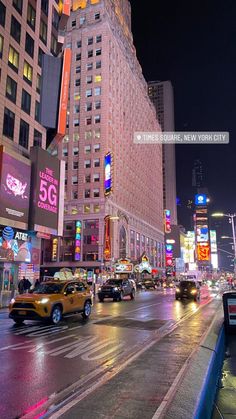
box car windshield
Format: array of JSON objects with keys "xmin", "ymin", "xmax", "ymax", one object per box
[
  {"xmin": 105, "ymin": 280, "xmax": 122, "ymax": 286},
  {"xmin": 33, "ymin": 283, "xmax": 64, "ymax": 294},
  {"xmin": 180, "ymin": 281, "xmax": 196, "ymax": 288}
]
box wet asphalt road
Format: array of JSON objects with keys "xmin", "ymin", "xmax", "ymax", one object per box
[{"xmin": 0, "ymin": 286, "xmax": 219, "ymax": 419}]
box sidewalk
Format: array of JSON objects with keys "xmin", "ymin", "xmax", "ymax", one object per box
[{"xmin": 212, "ymin": 334, "xmax": 236, "ymax": 418}]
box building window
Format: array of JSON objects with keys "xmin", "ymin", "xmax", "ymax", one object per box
[
  {"xmin": 75, "ymin": 65, "xmax": 81, "ymax": 73},
  {"xmin": 73, "ymin": 133, "xmax": 79, "ymax": 141},
  {"xmin": 0, "ymin": 1, "xmax": 6, "ymax": 27},
  {"xmin": 94, "ymin": 87, "xmax": 101, "ymax": 96},
  {"xmin": 80, "ymin": 16, "xmax": 85, "ymax": 25},
  {"xmin": 94, "ymin": 144, "xmax": 100, "ymax": 152},
  {"xmin": 8, "ymin": 46, "xmax": 19, "ymax": 72},
  {"xmin": 36, "ymin": 74, "xmax": 41, "ymax": 93},
  {"xmin": 13, "ymin": 0, "xmax": 23, "ymax": 14},
  {"xmin": 94, "ymin": 129, "xmax": 100, "ymax": 138},
  {"xmin": 94, "ymin": 158, "xmax": 100, "ymax": 167},
  {"xmin": 23, "ymin": 61, "xmax": 33, "ymax": 85},
  {"xmin": 3, "ymin": 108, "xmax": 15, "ymax": 140},
  {"xmin": 87, "ymin": 37, "xmax": 93, "ymax": 45},
  {"xmin": 84, "ymin": 204, "xmax": 90, "ymax": 213},
  {"xmin": 85, "ymin": 130, "xmax": 92, "ymax": 139},
  {"xmin": 11, "ymin": 16, "xmax": 21, "ymax": 43},
  {"xmin": 73, "ymin": 161, "xmax": 79, "ymax": 170},
  {"xmin": 86, "ymin": 103, "xmax": 92, "ymax": 112},
  {"xmin": 72, "ymin": 19, "xmax": 76, "ymax": 27},
  {"xmin": 94, "ymin": 115, "xmax": 101, "ymax": 123},
  {"xmin": 88, "ymin": 50, "xmax": 93, "ymax": 58},
  {"xmin": 38, "ymin": 47, "xmax": 44, "ymax": 67},
  {"xmin": 77, "ymin": 40, "xmax": 81, "ymax": 48},
  {"xmin": 86, "ymin": 117, "xmax": 92, "ymax": 125},
  {"xmin": 72, "ymin": 176, "xmax": 78, "ymax": 185},
  {"xmin": 96, "ymin": 34, "xmax": 102, "ymax": 43},
  {"xmin": 87, "ymin": 63, "xmax": 93, "ymax": 71},
  {"xmin": 95, "ymin": 48, "xmax": 101, "ymax": 56},
  {"xmin": 93, "ymin": 174, "xmax": 100, "ymax": 182},
  {"xmin": 40, "ymin": 19, "xmax": 47, "ymax": 45},
  {"xmin": 76, "ymin": 53, "xmax": 81, "ymax": 61},
  {"xmin": 86, "ymin": 75, "xmax": 92, "ymax": 84},
  {"xmin": 0, "ymin": 34, "xmax": 3, "ymax": 58},
  {"xmin": 73, "ymin": 146, "xmax": 79, "ymax": 156},
  {"xmin": 73, "ymin": 191, "xmax": 78, "ymax": 200},
  {"xmin": 25, "ymin": 33, "xmax": 34, "ymax": 58},
  {"xmin": 85, "ymin": 189, "xmax": 90, "ymax": 198},
  {"xmin": 95, "ymin": 12, "xmax": 100, "ymax": 20},
  {"xmin": 94, "ymin": 204, "xmax": 100, "ymax": 213},
  {"xmin": 27, "ymin": 4, "xmax": 36, "ymax": 31},
  {"xmin": 35, "ymin": 100, "xmax": 40, "ymax": 122},
  {"xmin": 85, "ymin": 160, "xmax": 91, "ymax": 168},
  {"xmin": 93, "ymin": 189, "xmax": 100, "ymax": 198},
  {"xmin": 95, "ymin": 100, "xmax": 101, "ymax": 110},
  {"xmin": 84, "ymin": 145, "xmax": 91, "ymax": 154},
  {"xmin": 74, "ymin": 118, "xmax": 80, "ymax": 127},
  {"xmin": 6, "ymin": 76, "xmax": 17, "ymax": 103},
  {"xmin": 41, "ymin": 0, "xmax": 48, "ymax": 15},
  {"xmin": 21, "ymin": 89, "xmax": 31, "ymax": 114},
  {"xmin": 51, "ymin": 34, "xmax": 57, "ymax": 56},
  {"xmin": 74, "ymin": 104, "xmax": 80, "ymax": 113},
  {"xmin": 85, "ymin": 174, "xmax": 91, "ymax": 183},
  {"xmin": 86, "ymin": 89, "xmax": 92, "ymax": 97},
  {"xmin": 52, "ymin": 7, "xmax": 59, "ymax": 30},
  {"xmin": 95, "ymin": 75, "xmax": 102, "ymax": 83},
  {"xmin": 75, "ymin": 78, "xmax": 80, "ymax": 86},
  {"xmin": 96, "ymin": 60, "xmax": 101, "ymax": 69},
  {"xmin": 19, "ymin": 119, "xmax": 29, "ymax": 149},
  {"xmin": 62, "ymin": 147, "xmax": 68, "ymax": 157}
]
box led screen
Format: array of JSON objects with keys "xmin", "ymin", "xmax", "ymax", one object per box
[{"xmin": 104, "ymin": 153, "xmax": 112, "ymax": 195}]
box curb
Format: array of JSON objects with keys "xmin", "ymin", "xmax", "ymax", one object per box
[{"xmin": 160, "ymin": 308, "xmax": 225, "ymax": 419}]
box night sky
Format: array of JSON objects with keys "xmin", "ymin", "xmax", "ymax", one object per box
[{"xmin": 129, "ymin": 0, "xmax": 236, "ymax": 228}]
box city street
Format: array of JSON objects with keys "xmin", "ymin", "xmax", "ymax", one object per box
[{"xmin": 0, "ymin": 286, "xmax": 221, "ymax": 419}]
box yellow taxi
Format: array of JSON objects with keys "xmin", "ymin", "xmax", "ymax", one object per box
[{"xmin": 9, "ymin": 280, "xmax": 93, "ymax": 325}]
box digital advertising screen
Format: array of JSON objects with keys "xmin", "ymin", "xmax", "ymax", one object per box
[
  {"xmin": 0, "ymin": 226, "xmax": 40, "ymax": 264},
  {"xmin": 30, "ymin": 147, "xmax": 62, "ymax": 235},
  {"xmin": 196, "ymin": 227, "xmax": 209, "ymax": 242},
  {"xmin": 104, "ymin": 152, "xmax": 112, "ymax": 196},
  {"xmin": 0, "ymin": 147, "xmax": 31, "ymax": 229},
  {"xmin": 195, "ymin": 194, "xmax": 207, "ymax": 206}
]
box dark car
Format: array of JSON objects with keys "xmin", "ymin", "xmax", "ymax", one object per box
[
  {"xmin": 98, "ymin": 279, "xmax": 135, "ymax": 302},
  {"xmin": 143, "ymin": 279, "xmax": 156, "ymax": 290},
  {"xmin": 175, "ymin": 280, "xmax": 200, "ymax": 301}
]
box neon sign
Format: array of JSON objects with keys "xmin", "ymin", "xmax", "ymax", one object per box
[
  {"xmin": 165, "ymin": 243, "xmax": 173, "ymax": 266},
  {"xmin": 104, "ymin": 152, "xmax": 113, "ymax": 196},
  {"xmin": 164, "ymin": 209, "xmax": 171, "ymax": 233},
  {"xmin": 75, "ymin": 221, "xmax": 81, "ymax": 261}
]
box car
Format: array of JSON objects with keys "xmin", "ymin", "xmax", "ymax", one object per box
[
  {"xmin": 9, "ymin": 280, "xmax": 93, "ymax": 325},
  {"xmin": 175, "ymin": 280, "xmax": 200, "ymax": 301},
  {"xmin": 98, "ymin": 278, "xmax": 135, "ymax": 302},
  {"xmin": 143, "ymin": 279, "xmax": 156, "ymax": 290}
]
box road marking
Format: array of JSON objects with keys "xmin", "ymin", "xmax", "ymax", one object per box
[{"xmin": 0, "ymin": 335, "xmax": 76, "ymax": 352}]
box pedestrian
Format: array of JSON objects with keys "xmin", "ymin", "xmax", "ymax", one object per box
[
  {"xmin": 23, "ymin": 277, "xmax": 32, "ymax": 293},
  {"xmin": 34, "ymin": 278, "xmax": 41, "ymax": 290},
  {"xmin": 18, "ymin": 278, "xmax": 24, "ymax": 295}
]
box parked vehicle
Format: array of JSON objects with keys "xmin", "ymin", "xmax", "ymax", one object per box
[
  {"xmin": 175, "ymin": 280, "xmax": 200, "ymax": 301},
  {"xmin": 98, "ymin": 279, "xmax": 135, "ymax": 302},
  {"xmin": 9, "ymin": 280, "xmax": 93, "ymax": 325}
]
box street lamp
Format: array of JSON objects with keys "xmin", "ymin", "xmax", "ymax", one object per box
[{"xmin": 212, "ymin": 212, "xmax": 236, "ymax": 277}]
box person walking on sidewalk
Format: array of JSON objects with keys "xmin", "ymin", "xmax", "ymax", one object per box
[
  {"xmin": 23, "ymin": 277, "xmax": 31, "ymax": 293},
  {"xmin": 18, "ymin": 278, "xmax": 24, "ymax": 295}
]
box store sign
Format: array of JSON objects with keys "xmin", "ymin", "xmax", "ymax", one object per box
[
  {"xmin": 195, "ymin": 194, "xmax": 207, "ymax": 206},
  {"xmin": 197, "ymin": 243, "xmax": 210, "ymax": 261},
  {"xmin": 210, "ymin": 230, "xmax": 217, "ymax": 253},
  {"xmin": 166, "ymin": 244, "xmax": 173, "ymax": 266},
  {"xmin": 52, "ymin": 238, "xmax": 58, "ymax": 262},
  {"xmin": 30, "ymin": 147, "xmax": 63, "ymax": 235},
  {"xmin": 164, "ymin": 210, "xmax": 171, "ymax": 233},
  {"xmin": 227, "ymin": 299, "xmax": 236, "ymax": 325},
  {"xmin": 104, "ymin": 216, "xmax": 111, "ymax": 261},
  {"xmin": 104, "ymin": 152, "xmax": 113, "ymax": 196},
  {"xmin": 115, "ymin": 258, "xmax": 133, "ymax": 274},
  {"xmin": 75, "ymin": 221, "xmax": 81, "ymax": 261},
  {"xmin": 0, "ymin": 146, "xmax": 31, "ymax": 229}
]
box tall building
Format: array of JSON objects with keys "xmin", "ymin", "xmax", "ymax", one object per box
[
  {"xmin": 0, "ymin": 0, "xmax": 63, "ymax": 306},
  {"xmin": 148, "ymin": 80, "xmax": 177, "ymax": 225},
  {"xmin": 42, "ymin": 0, "xmax": 165, "ymax": 274},
  {"xmin": 192, "ymin": 159, "xmax": 204, "ymax": 189}
]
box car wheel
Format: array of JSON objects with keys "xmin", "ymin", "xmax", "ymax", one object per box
[
  {"xmin": 99, "ymin": 297, "xmax": 104, "ymax": 302},
  {"xmin": 113, "ymin": 298, "xmax": 117, "ymax": 302},
  {"xmin": 119, "ymin": 291, "xmax": 124, "ymax": 301},
  {"xmin": 82, "ymin": 301, "xmax": 91, "ymax": 319},
  {"xmin": 13, "ymin": 319, "xmax": 24, "ymax": 325},
  {"xmin": 130, "ymin": 290, "xmax": 135, "ymax": 300},
  {"xmin": 51, "ymin": 305, "xmax": 62, "ymax": 325}
]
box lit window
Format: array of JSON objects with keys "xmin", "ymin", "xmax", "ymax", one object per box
[
  {"xmin": 85, "ymin": 130, "xmax": 92, "ymax": 139},
  {"xmin": 94, "ymin": 115, "xmax": 101, "ymax": 124},
  {"xmin": 87, "ymin": 75, "xmax": 92, "ymax": 84},
  {"xmin": 94, "ymin": 144, "xmax": 100, "ymax": 152},
  {"xmin": 86, "ymin": 89, "xmax": 92, "ymax": 97},
  {"xmin": 74, "ymin": 93, "xmax": 81, "ymax": 101},
  {"xmin": 93, "ymin": 174, "xmax": 100, "ymax": 182},
  {"xmin": 94, "ymin": 87, "xmax": 101, "ymax": 96},
  {"xmin": 74, "ymin": 118, "xmax": 80, "ymax": 127},
  {"xmin": 73, "ymin": 133, "xmax": 79, "ymax": 141},
  {"xmin": 73, "ymin": 146, "xmax": 79, "ymax": 155},
  {"xmin": 72, "ymin": 176, "xmax": 78, "ymax": 185},
  {"xmin": 80, "ymin": 16, "xmax": 85, "ymax": 25},
  {"xmin": 94, "ymin": 204, "xmax": 100, "ymax": 213},
  {"xmin": 23, "ymin": 61, "xmax": 33, "ymax": 84},
  {"xmin": 85, "ymin": 159, "xmax": 91, "ymax": 168},
  {"xmin": 94, "ymin": 129, "xmax": 100, "ymax": 138},
  {"xmin": 93, "ymin": 189, "xmax": 100, "ymax": 198},
  {"xmin": 8, "ymin": 46, "xmax": 19, "ymax": 71},
  {"xmin": 84, "ymin": 205, "xmax": 90, "ymax": 213},
  {"xmin": 71, "ymin": 207, "xmax": 78, "ymax": 215},
  {"xmin": 95, "ymin": 75, "xmax": 102, "ymax": 83},
  {"xmin": 84, "ymin": 145, "xmax": 91, "ymax": 154},
  {"xmin": 63, "ymin": 135, "xmax": 69, "ymax": 143}
]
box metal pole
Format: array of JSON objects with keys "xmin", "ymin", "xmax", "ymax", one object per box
[{"xmin": 230, "ymin": 215, "xmax": 236, "ymax": 279}]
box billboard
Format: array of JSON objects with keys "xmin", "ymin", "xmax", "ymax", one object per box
[
  {"xmin": 210, "ymin": 230, "xmax": 217, "ymax": 253},
  {"xmin": 104, "ymin": 152, "xmax": 113, "ymax": 196},
  {"xmin": 0, "ymin": 146, "xmax": 31, "ymax": 230},
  {"xmin": 75, "ymin": 221, "xmax": 81, "ymax": 261},
  {"xmin": 197, "ymin": 243, "xmax": 210, "ymax": 261},
  {"xmin": 29, "ymin": 147, "xmax": 64, "ymax": 236},
  {"xmin": 166, "ymin": 244, "xmax": 173, "ymax": 266},
  {"xmin": 57, "ymin": 48, "xmax": 72, "ymax": 137},
  {"xmin": 195, "ymin": 194, "xmax": 207, "ymax": 206},
  {"xmin": 0, "ymin": 226, "xmax": 40, "ymax": 264},
  {"xmin": 196, "ymin": 227, "xmax": 209, "ymax": 242},
  {"xmin": 164, "ymin": 209, "xmax": 171, "ymax": 233}
]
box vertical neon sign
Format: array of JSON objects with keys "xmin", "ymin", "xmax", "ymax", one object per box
[
  {"xmin": 75, "ymin": 221, "xmax": 81, "ymax": 261},
  {"xmin": 164, "ymin": 209, "xmax": 171, "ymax": 233}
]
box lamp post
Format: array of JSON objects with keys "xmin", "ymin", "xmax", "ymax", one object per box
[{"xmin": 212, "ymin": 213, "xmax": 236, "ymax": 278}]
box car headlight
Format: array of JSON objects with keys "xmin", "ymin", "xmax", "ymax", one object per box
[
  {"xmin": 176, "ymin": 288, "xmax": 180, "ymax": 293},
  {"xmin": 114, "ymin": 287, "xmax": 118, "ymax": 291},
  {"xmin": 38, "ymin": 298, "xmax": 49, "ymax": 304},
  {"xmin": 98, "ymin": 287, "xmax": 102, "ymax": 292},
  {"xmin": 10, "ymin": 298, "xmax": 15, "ymax": 304},
  {"xmin": 191, "ymin": 290, "xmax": 197, "ymax": 294}
]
